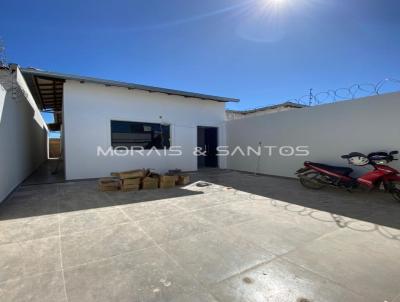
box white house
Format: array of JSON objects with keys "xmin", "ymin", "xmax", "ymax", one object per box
[
  {"xmin": 3, "ymin": 63, "xmax": 399, "ymax": 204},
  {"xmin": 20, "ymin": 66, "xmax": 239, "ymax": 180}
]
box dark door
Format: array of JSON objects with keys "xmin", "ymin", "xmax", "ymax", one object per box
[{"xmin": 197, "ymin": 127, "xmax": 218, "ymax": 168}]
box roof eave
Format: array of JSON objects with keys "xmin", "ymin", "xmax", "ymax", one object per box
[{"xmin": 21, "ymin": 68, "xmax": 239, "ymax": 103}]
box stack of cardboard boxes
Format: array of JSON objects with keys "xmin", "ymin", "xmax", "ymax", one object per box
[
  {"xmin": 110, "ymin": 169, "xmax": 146, "ymax": 192},
  {"xmin": 98, "ymin": 169, "xmax": 190, "ymax": 192}
]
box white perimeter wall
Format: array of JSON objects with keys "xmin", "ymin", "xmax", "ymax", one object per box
[
  {"xmin": 226, "ymin": 92, "xmax": 400, "ymax": 178},
  {"xmin": 63, "ymin": 81, "xmax": 226, "ymax": 180},
  {"xmin": 0, "ymin": 68, "xmax": 48, "ymax": 202}
]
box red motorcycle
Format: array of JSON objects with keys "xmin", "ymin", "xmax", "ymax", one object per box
[{"xmin": 296, "ymin": 151, "xmax": 400, "ymax": 201}]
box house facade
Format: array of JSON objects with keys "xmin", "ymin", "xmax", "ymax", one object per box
[
  {"xmin": 2, "ymin": 64, "xmax": 400, "ymax": 203},
  {"xmin": 20, "ymin": 67, "xmax": 238, "ymax": 180}
]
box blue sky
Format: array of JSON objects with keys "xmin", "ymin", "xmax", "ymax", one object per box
[{"xmin": 1, "ymin": 0, "xmax": 400, "ymax": 119}]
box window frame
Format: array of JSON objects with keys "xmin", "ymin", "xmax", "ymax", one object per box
[{"xmin": 110, "ymin": 120, "xmax": 171, "ymax": 150}]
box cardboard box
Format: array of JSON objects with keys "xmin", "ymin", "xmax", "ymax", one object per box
[
  {"xmin": 142, "ymin": 177, "xmax": 159, "ymax": 190},
  {"xmin": 121, "ymin": 184, "xmax": 140, "ymax": 192},
  {"xmin": 121, "ymin": 178, "xmax": 141, "ymax": 186},
  {"xmin": 120, "ymin": 178, "xmax": 141, "ymax": 192},
  {"xmin": 100, "ymin": 186, "xmax": 119, "ymax": 192},
  {"xmin": 166, "ymin": 170, "xmax": 180, "ymax": 183},
  {"xmin": 98, "ymin": 177, "xmax": 120, "ymax": 191},
  {"xmin": 117, "ymin": 169, "xmax": 146, "ymax": 179},
  {"xmin": 176, "ymin": 175, "xmax": 190, "ymax": 186},
  {"xmin": 99, "ymin": 184, "xmax": 119, "ymax": 191},
  {"xmin": 159, "ymin": 175, "xmax": 176, "ymax": 189}
]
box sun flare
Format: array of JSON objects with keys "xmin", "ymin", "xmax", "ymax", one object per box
[
  {"xmin": 269, "ymin": 0, "xmax": 287, "ymax": 5},
  {"xmin": 260, "ymin": 0, "xmax": 289, "ymax": 12},
  {"xmin": 260, "ymin": 0, "xmax": 292, "ymax": 12}
]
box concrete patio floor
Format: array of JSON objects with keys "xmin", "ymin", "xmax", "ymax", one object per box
[{"xmin": 0, "ymin": 169, "xmax": 399, "ymax": 302}]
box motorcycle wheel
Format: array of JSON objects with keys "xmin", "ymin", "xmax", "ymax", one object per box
[
  {"xmin": 299, "ymin": 172, "xmax": 326, "ymax": 190},
  {"xmin": 390, "ymin": 182, "xmax": 400, "ymax": 202}
]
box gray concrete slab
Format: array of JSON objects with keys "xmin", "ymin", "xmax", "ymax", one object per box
[
  {"xmin": 0, "ymin": 271, "xmax": 67, "ymax": 302},
  {"xmin": 61, "ymin": 223, "xmax": 155, "ymax": 268},
  {"xmin": 59, "ymin": 207, "xmax": 130, "ymax": 235},
  {"xmin": 160, "ymin": 230, "xmax": 275, "ymax": 285},
  {"xmin": 0, "ymin": 236, "xmax": 61, "ymax": 283},
  {"xmin": 210, "ymin": 258, "xmax": 366, "ymax": 302},
  {"xmin": 121, "ymin": 201, "xmax": 185, "ymax": 222},
  {"xmin": 137, "ymin": 212, "xmax": 216, "ymax": 244},
  {"xmin": 0, "ymin": 169, "xmax": 399, "ymax": 301},
  {"xmin": 0, "ymin": 215, "xmax": 59, "ymax": 245},
  {"xmin": 283, "ymin": 227, "xmax": 400, "ymax": 301},
  {"xmin": 63, "ymin": 247, "xmax": 209, "ymax": 302},
  {"xmin": 191, "ymin": 202, "xmax": 258, "ymax": 227}
]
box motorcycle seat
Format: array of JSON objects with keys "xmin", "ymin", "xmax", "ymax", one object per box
[{"xmin": 308, "ymin": 162, "xmax": 353, "ymax": 176}]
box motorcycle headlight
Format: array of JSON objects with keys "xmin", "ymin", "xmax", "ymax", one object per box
[{"xmin": 349, "ymin": 156, "xmax": 369, "ymax": 166}]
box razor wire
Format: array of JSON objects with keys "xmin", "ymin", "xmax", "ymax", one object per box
[
  {"xmin": 303, "ymin": 78, "xmax": 400, "ymax": 106},
  {"xmin": 241, "ymin": 78, "xmax": 400, "ymax": 111}
]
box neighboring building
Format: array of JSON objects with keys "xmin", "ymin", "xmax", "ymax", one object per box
[
  {"xmin": 226, "ymin": 101, "xmax": 305, "ymax": 120},
  {"xmin": 19, "ymin": 66, "xmax": 238, "ymax": 180}
]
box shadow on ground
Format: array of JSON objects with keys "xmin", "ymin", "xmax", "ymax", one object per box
[
  {"xmin": 190, "ymin": 169, "xmax": 400, "ymax": 232},
  {"xmin": 0, "ymin": 181, "xmax": 203, "ymax": 221},
  {"xmin": 22, "ymin": 159, "xmax": 65, "ymax": 186},
  {"xmin": 1, "ymin": 168, "xmax": 399, "ymax": 233}
]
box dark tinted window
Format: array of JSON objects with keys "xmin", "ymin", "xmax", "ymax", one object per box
[{"xmin": 111, "ymin": 121, "xmax": 170, "ymax": 149}]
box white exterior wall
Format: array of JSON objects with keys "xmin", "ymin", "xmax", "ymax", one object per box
[
  {"xmin": 226, "ymin": 92, "xmax": 400, "ymax": 178},
  {"xmin": 0, "ymin": 68, "xmax": 48, "ymax": 202},
  {"xmin": 63, "ymin": 81, "xmax": 226, "ymax": 180}
]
